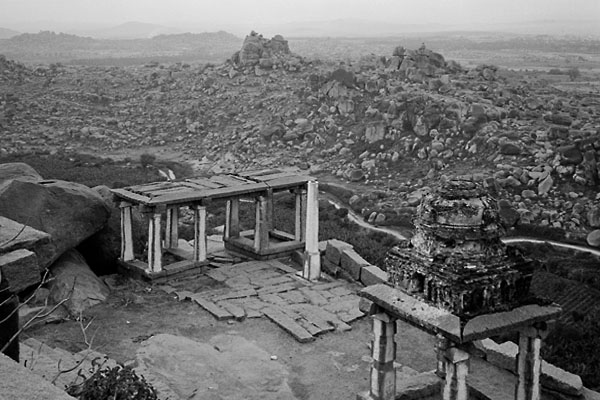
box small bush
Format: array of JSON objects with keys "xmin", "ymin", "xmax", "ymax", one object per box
[
  {"xmin": 66, "ymin": 365, "xmax": 157, "ymax": 400},
  {"xmin": 139, "ymin": 153, "xmax": 156, "ymax": 168}
]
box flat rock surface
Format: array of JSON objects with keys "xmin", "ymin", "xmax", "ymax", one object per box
[
  {"xmin": 135, "ymin": 333, "xmax": 296, "ymax": 400},
  {"xmin": 161, "ymin": 259, "xmax": 365, "ymax": 342}
]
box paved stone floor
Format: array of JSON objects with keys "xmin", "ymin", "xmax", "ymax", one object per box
[{"xmin": 157, "ymin": 258, "xmax": 366, "ymax": 342}]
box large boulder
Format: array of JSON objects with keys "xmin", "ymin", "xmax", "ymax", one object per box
[
  {"xmin": 48, "ymin": 249, "xmax": 109, "ymax": 315},
  {"xmin": 0, "ymin": 165, "xmax": 110, "ymax": 269},
  {"xmin": 498, "ymin": 199, "xmax": 520, "ymax": 228},
  {"xmin": 0, "ymin": 162, "xmax": 42, "ymax": 185},
  {"xmin": 587, "ymin": 207, "xmax": 600, "ymax": 228},
  {"xmin": 587, "ymin": 230, "xmax": 600, "ymax": 247}
]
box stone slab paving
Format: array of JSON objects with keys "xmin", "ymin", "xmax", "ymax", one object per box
[{"xmin": 157, "ymin": 259, "xmax": 366, "ymax": 342}]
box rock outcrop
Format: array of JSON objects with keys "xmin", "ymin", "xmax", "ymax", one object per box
[
  {"xmin": 48, "ymin": 249, "xmax": 110, "ymax": 315},
  {"xmin": 234, "ymin": 31, "xmax": 290, "ymax": 66},
  {"xmin": 0, "ymin": 163, "xmax": 111, "ymax": 269},
  {"xmin": 231, "ymin": 31, "xmax": 301, "ymax": 72},
  {"xmin": 135, "ymin": 333, "xmax": 296, "ymax": 400}
]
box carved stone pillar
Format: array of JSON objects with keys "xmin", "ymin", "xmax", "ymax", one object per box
[
  {"xmin": 164, "ymin": 206, "xmax": 179, "ymax": 249},
  {"xmin": 147, "ymin": 210, "xmax": 162, "ymax": 273},
  {"xmin": 442, "ymin": 345, "xmax": 470, "ymax": 400},
  {"xmin": 119, "ymin": 202, "xmax": 134, "ymax": 262},
  {"xmin": 360, "ymin": 312, "xmax": 397, "ymax": 400},
  {"xmin": 192, "ymin": 205, "xmax": 207, "ymax": 262},
  {"xmin": 516, "ymin": 324, "xmax": 549, "ymax": 400},
  {"xmin": 303, "ymin": 181, "xmax": 320, "ymax": 280}
]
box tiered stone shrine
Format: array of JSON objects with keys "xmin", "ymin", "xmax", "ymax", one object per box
[
  {"xmin": 358, "ymin": 179, "xmax": 561, "ymax": 400},
  {"xmin": 384, "ymin": 179, "xmax": 535, "ymax": 318}
]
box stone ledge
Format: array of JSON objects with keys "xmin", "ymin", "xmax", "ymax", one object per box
[
  {"xmin": 325, "ymin": 239, "xmax": 354, "ymax": 265},
  {"xmin": 341, "ymin": 248, "xmax": 370, "ymax": 280},
  {"xmin": 0, "ymin": 249, "xmax": 40, "ymax": 293},
  {"xmin": 475, "ymin": 338, "xmax": 584, "ymax": 396},
  {"xmin": 361, "ymin": 265, "xmax": 389, "ymax": 287}
]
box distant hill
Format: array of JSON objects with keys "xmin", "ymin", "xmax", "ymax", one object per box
[
  {"xmin": 0, "ymin": 30, "xmax": 241, "ymax": 64},
  {"xmin": 0, "ymin": 27, "xmax": 19, "ymax": 39},
  {"xmin": 71, "ymin": 21, "xmax": 184, "ymax": 39},
  {"xmin": 223, "ymin": 18, "xmax": 600, "ymax": 38}
]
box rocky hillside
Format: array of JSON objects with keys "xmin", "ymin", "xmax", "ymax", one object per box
[{"xmin": 1, "ymin": 33, "xmax": 600, "ymax": 244}]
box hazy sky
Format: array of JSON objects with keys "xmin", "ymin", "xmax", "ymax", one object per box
[{"xmin": 1, "ymin": 0, "xmax": 599, "ymax": 29}]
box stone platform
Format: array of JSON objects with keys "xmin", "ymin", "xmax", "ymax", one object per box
[{"xmin": 157, "ymin": 259, "xmax": 366, "ymax": 342}]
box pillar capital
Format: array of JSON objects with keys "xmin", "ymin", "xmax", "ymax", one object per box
[
  {"xmin": 445, "ymin": 346, "xmax": 470, "ymax": 364},
  {"xmin": 518, "ymin": 325, "xmax": 550, "ymax": 340},
  {"xmin": 372, "ymin": 312, "xmax": 397, "ymax": 324}
]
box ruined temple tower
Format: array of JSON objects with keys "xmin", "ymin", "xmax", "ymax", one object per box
[
  {"xmin": 384, "ymin": 179, "xmax": 535, "ymax": 318},
  {"xmin": 358, "ymin": 179, "xmax": 560, "ymax": 400}
]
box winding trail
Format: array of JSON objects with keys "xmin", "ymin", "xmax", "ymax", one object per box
[
  {"xmin": 326, "ymin": 197, "xmax": 600, "ymax": 257},
  {"xmin": 327, "ymin": 197, "xmax": 408, "ymax": 241}
]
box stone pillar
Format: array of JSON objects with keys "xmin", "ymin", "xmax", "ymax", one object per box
[
  {"xmin": 225, "ymin": 198, "xmax": 240, "ymax": 239},
  {"xmin": 254, "ymin": 195, "xmax": 269, "ymax": 253},
  {"xmin": 147, "ymin": 211, "xmax": 162, "ymax": 273},
  {"xmin": 303, "ymin": 181, "xmax": 320, "ymax": 280},
  {"xmin": 516, "ymin": 325, "xmax": 548, "ymax": 400},
  {"xmin": 442, "ymin": 345, "xmax": 470, "ymax": 400},
  {"xmin": 164, "ymin": 206, "xmax": 179, "ymax": 249},
  {"xmin": 193, "ymin": 205, "xmax": 207, "ymax": 262},
  {"xmin": 119, "ymin": 202, "xmax": 135, "ymax": 262},
  {"xmin": 294, "ymin": 188, "xmax": 307, "ymax": 241},
  {"xmin": 435, "ymin": 334, "xmax": 450, "ymax": 377},
  {"xmin": 364, "ymin": 312, "xmax": 397, "ymax": 400},
  {"xmin": 266, "ymin": 188, "xmax": 274, "ymax": 232}
]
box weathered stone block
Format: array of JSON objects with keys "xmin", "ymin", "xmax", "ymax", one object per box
[
  {"xmin": 325, "ymin": 239, "xmax": 353, "ymax": 265},
  {"xmin": 541, "ymin": 361, "xmax": 583, "ymax": 396},
  {"xmin": 361, "ymin": 265, "xmax": 388, "ymax": 286},
  {"xmin": 476, "ymin": 339, "xmax": 583, "ymax": 396},
  {"xmin": 322, "ymin": 257, "xmax": 341, "ymax": 277},
  {"xmin": 340, "ymin": 248, "xmax": 369, "ymax": 280},
  {"xmin": 0, "ymin": 216, "xmax": 51, "ymax": 269},
  {"xmin": 0, "ymin": 249, "xmax": 39, "ymax": 293},
  {"xmin": 476, "ymin": 338, "xmax": 517, "ymax": 373}
]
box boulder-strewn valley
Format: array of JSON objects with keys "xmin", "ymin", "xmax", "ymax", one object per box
[
  {"xmin": 2, "ymin": 31, "xmax": 600, "ymax": 242},
  {"xmin": 1, "ymin": 26, "xmax": 600, "ymax": 399}
]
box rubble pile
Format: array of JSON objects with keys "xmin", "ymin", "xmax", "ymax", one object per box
[
  {"xmin": 230, "ymin": 31, "xmax": 302, "ymax": 73},
  {"xmin": 384, "ymin": 179, "xmax": 535, "ymax": 317},
  {"xmin": 1, "ymin": 35, "xmax": 600, "ymax": 242}
]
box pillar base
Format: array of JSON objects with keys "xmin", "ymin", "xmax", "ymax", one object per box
[
  {"xmin": 302, "ymin": 250, "xmax": 321, "ymax": 281},
  {"xmin": 357, "ymin": 391, "xmax": 377, "ymax": 400}
]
